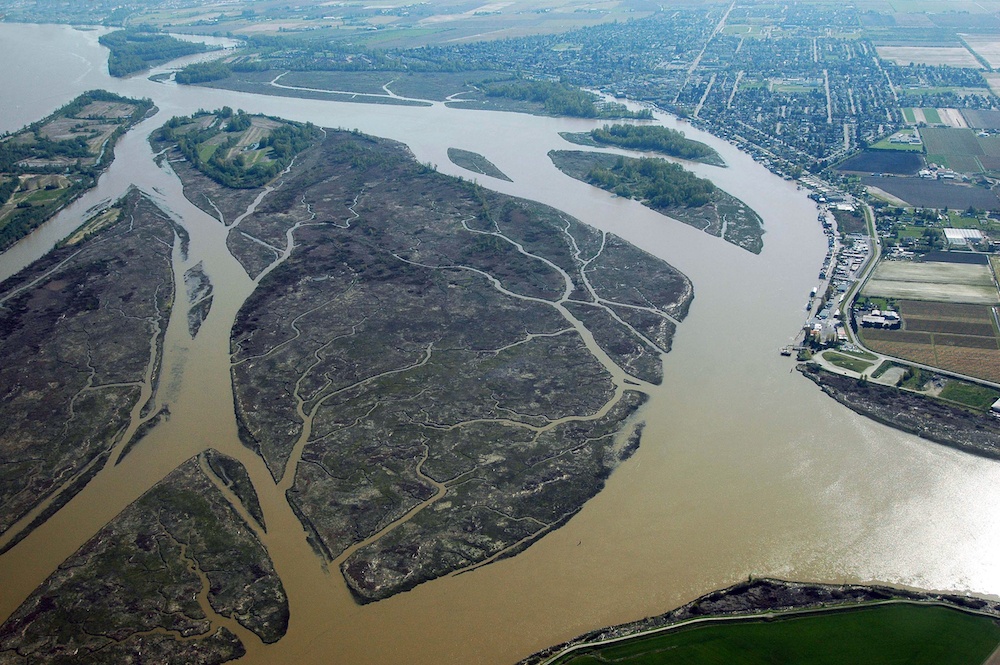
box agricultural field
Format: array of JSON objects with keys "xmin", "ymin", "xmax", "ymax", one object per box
[
  {"xmin": 859, "ymin": 176, "xmax": 1000, "ymax": 209},
  {"xmin": 922, "ymin": 127, "xmax": 984, "ymax": 166},
  {"xmin": 551, "ymin": 603, "xmax": 1000, "ymax": 665},
  {"xmin": 960, "ymin": 108, "xmax": 1000, "ymax": 129},
  {"xmin": 836, "ymin": 150, "xmax": 923, "ymax": 174},
  {"xmin": 860, "ymin": 299, "xmax": 1000, "ymax": 382},
  {"xmin": 959, "ymin": 34, "xmax": 1000, "ymax": 68},
  {"xmin": 863, "ymin": 260, "xmax": 999, "ymax": 304},
  {"xmin": 876, "ymin": 45, "xmax": 982, "ymax": 67}
]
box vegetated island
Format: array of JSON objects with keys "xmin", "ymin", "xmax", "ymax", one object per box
[
  {"xmin": 0, "ymin": 188, "xmax": 176, "ymax": 553},
  {"xmin": 550, "ymin": 150, "xmax": 763, "ymax": 254},
  {"xmin": 449, "ymin": 78, "xmax": 653, "ymax": 119},
  {"xmin": 0, "ymin": 90, "xmax": 153, "ymax": 251},
  {"xmin": 153, "ymin": 112, "xmax": 692, "ymax": 603},
  {"xmin": 99, "ymin": 28, "xmax": 211, "ymax": 77},
  {"xmin": 559, "ymin": 124, "xmax": 726, "ymax": 167},
  {"xmin": 447, "ymin": 147, "xmax": 512, "ymax": 182},
  {"xmin": 520, "ymin": 577, "xmax": 1000, "ymax": 665},
  {"xmin": 156, "ymin": 107, "xmax": 321, "ymax": 190},
  {"xmin": 0, "ymin": 452, "xmax": 288, "ymax": 662},
  {"xmin": 798, "ymin": 364, "xmax": 1000, "ymax": 461}
]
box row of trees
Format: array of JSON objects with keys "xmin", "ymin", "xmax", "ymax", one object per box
[
  {"xmin": 589, "ymin": 124, "xmax": 721, "ymax": 164},
  {"xmin": 587, "ymin": 156, "xmax": 715, "ymax": 209}
]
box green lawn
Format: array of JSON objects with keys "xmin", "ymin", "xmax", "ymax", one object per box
[
  {"xmin": 922, "ymin": 107, "xmax": 943, "ymax": 124},
  {"xmin": 870, "ymin": 138, "xmax": 924, "ymax": 151},
  {"xmin": 947, "ymin": 212, "xmax": 983, "ymax": 228},
  {"xmin": 871, "ymin": 360, "xmax": 896, "ymax": 378},
  {"xmin": 839, "ymin": 348, "xmax": 878, "ymax": 360},
  {"xmin": 197, "ymin": 142, "xmax": 218, "ymax": 162},
  {"xmin": 555, "ymin": 604, "xmax": 1000, "ymax": 665},
  {"xmin": 939, "ymin": 381, "xmax": 1000, "ymax": 411},
  {"xmin": 822, "ymin": 351, "xmax": 874, "ymax": 373},
  {"xmin": 902, "ymin": 107, "xmax": 916, "ymax": 123}
]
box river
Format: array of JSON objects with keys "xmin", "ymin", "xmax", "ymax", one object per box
[{"xmin": 0, "ymin": 23, "xmax": 999, "ymax": 665}]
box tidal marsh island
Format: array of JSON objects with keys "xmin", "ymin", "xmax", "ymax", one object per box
[{"xmin": 0, "ymin": 109, "xmax": 692, "ymax": 659}]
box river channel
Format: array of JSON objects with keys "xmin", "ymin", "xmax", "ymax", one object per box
[{"xmin": 1, "ymin": 24, "xmax": 999, "ymax": 665}]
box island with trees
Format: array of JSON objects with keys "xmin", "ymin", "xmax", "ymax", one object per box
[
  {"xmin": 100, "ymin": 28, "xmax": 210, "ymax": 78},
  {"xmin": 550, "ymin": 150, "xmax": 763, "ymax": 253},
  {"xmin": 0, "ymin": 90, "xmax": 153, "ymax": 251},
  {"xmin": 559, "ymin": 124, "xmax": 725, "ymax": 167}
]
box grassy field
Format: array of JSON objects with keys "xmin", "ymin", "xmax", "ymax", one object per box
[
  {"xmin": 939, "ymin": 380, "xmax": 1000, "ymax": 410},
  {"xmin": 923, "ymin": 107, "xmax": 944, "ymax": 124},
  {"xmin": 822, "ymin": 351, "xmax": 875, "ymax": 373},
  {"xmin": 552, "ymin": 604, "xmax": 1000, "ymax": 665},
  {"xmin": 902, "ymin": 107, "xmax": 917, "ymax": 123},
  {"xmin": 870, "ymin": 137, "xmax": 925, "ymax": 151}
]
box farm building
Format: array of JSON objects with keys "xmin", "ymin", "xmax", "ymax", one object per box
[
  {"xmin": 860, "ymin": 309, "xmax": 902, "ymax": 328},
  {"xmin": 943, "ymin": 228, "xmax": 984, "ymax": 247}
]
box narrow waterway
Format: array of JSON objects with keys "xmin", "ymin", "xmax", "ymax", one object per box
[{"xmin": 0, "ymin": 24, "xmax": 998, "ymax": 665}]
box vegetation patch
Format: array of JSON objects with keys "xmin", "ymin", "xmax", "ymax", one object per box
[
  {"xmin": 939, "ymin": 380, "xmax": 1000, "ymax": 411},
  {"xmin": 524, "ymin": 578, "xmax": 1000, "ymax": 665},
  {"xmin": 559, "ymin": 124, "xmax": 724, "ymax": 166},
  {"xmin": 549, "ymin": 150, "xmax": 763, "ymax": 253},
  {"xmin": 148, "ymin": 126, "xmax": 693, "ymax": 603}
]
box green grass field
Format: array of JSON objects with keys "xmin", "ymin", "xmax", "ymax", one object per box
[
  {"xmin": 553, "ymin": 604, "xmax": 1000, "ymax": 665},
  {"xmin": 939, "ymin": 380, "xmax": 1000, "ymax": 410},
  {"xmin": 822, "ymin": 351, "xmax": 874, "ymax": 373},
  {"xmin": 922, "ymin": 107, "xmax": 943, "ymax": 124},
  {"xmin": 871, "ymin": 137, "xmax": 924, "ymax": 151},
  {"xmin": 902, "ymin": 107, "xmax": 917, "ymax": 123}
]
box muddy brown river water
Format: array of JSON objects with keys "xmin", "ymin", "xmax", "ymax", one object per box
[{"xmin": 1, "ymin": 23, "xmax": 999, "ymax": 665}]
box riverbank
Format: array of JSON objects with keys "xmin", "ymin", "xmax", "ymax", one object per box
[{"xmin": 799, "ymin": 364, "xmax": 1000, "ymax": 461}]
